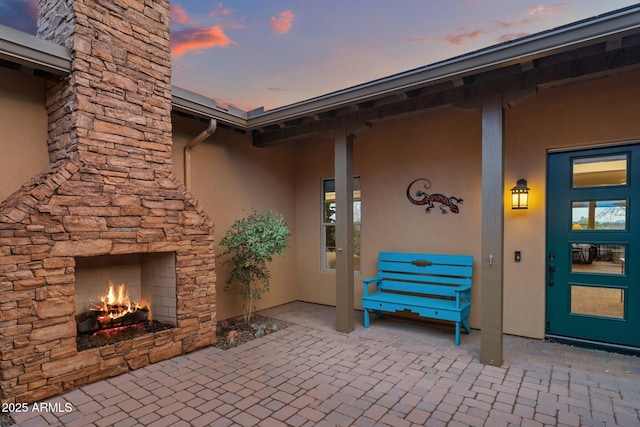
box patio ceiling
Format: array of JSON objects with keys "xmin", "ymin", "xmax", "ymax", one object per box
[{"xmin": 2, "ymin": 4, "xmax": 640, "ymax": 146}]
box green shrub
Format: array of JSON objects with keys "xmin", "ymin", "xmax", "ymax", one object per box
[{"xmin": 219, "ymin": 209, "xmax": 290, "ymax": 324}]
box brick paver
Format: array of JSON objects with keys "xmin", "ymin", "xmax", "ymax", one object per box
[{"xmin": 8, "ymin": 302, "xmax": 640, "ymax": 426}]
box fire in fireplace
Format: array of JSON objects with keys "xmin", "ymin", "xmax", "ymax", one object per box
[{"xmin": 76, "ymin": 281, "xmax": 150, "ymax": 335}]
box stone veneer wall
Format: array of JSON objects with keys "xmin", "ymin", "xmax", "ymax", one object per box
[{"xmin": 0, "ymin": 0, "xmax": 217, "ymax": 403}]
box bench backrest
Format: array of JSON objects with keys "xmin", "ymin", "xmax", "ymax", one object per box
[{"xmin": 375, "ymin": 252, "xmax": 473, "ymax": 297}]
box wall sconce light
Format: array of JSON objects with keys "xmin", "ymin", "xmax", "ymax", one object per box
[{"xmin": 511, "ymin": 179, "xmax": 530, "ymax": 210}]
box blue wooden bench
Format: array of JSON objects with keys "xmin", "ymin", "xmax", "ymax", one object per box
[{"xmin": 361, "ymin": 252, "xmax": 473, "ymax": 345}]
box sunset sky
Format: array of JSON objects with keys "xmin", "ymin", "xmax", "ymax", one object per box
[{"xmin": 1, "ymin": 1, "xmax": 638, "ymax": 110}]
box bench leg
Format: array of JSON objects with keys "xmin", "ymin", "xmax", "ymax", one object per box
[
  {"xmin": 462, "ymin": 318, "xmax": 471, "ymax": 335},
  {"xmin": 455, "ymin": 322, "xmax": 461, "ymax": 346},
  {"xmin": 363, "ymin": 308, "xmax": 386, "ymax": 328}
]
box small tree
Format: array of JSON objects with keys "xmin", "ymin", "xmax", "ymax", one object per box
[{"xmin": 219, "ymin": 209, "xmax": 290, "ymax": 324}]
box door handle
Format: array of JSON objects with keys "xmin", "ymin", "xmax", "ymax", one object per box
[{"xmin": 548, "ymin": 252, "xmax": 555, "ymax": 287}]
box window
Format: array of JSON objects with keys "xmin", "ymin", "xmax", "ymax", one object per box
[
  {"xmin": 572, "ymin": 154, "xmax": 627, "ymax": 188},
  {"xmin": 571, "ymin": 200, "xmax": 627, "ymax": 230},
  {"xmin": 571, "ymin": 243, "xmax": 626, "ymax": 275},
  {"xmin": 322, "ymin": 177, "xmax": 361, "ymax": 271},
  {"xmin": 570, "ymin": 285, "xmax": 625, "ymax": 319}
]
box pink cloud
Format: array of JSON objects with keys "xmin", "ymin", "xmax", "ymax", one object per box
[
  {"xmin": 489, "ymin": 3, "xmax": 566, "ymax": 44},
  {"xmin": 170, "ymin": 4, "xmax": 196, "ymax": 25},
  {"xmin": 171, "ymin": 26, "xmax": 235, "ymax": 57},
  {"xmin": 528, "ymin": 3, "xmax": 566, "ymax": 17},
  {"xmin": 493, "ymin": 3, "xmax": 568, "ymax": 29},
  {"xmin": 410, "ymin": 2, "xmax": 567, "ymax": 49},
  {"xmin": 441, "ymin": 28, "xmax": 486, "ymax": 46},
  {"xmin": 269, "ymin": 10, "xmax": 295, "ymax": 34}
]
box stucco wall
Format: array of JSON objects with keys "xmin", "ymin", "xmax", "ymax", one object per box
[
  {"xmin": 172, "ymin": 116, "xmax": 298, "ymax": 321},
  {"xmin": 2, "ymin": 62, "xmax": 639, "ymax": 339},
  {"xmin": 503, "ymin": 70, "xmax": 640, "ymax": 339},
  {"xmin": 294, "ymin": 137, "xmax": 336, "ymax": 306},
  {"xmin": 0, "ymin": 68, "xmax": 50, "ymax": 201},
  {"xmin": 294, "ymin": 110, "xmax": 484, "ymax": 328},
  {"xmin": 294, "ymin": 70, "xmax": 640, "ymax": 340}
]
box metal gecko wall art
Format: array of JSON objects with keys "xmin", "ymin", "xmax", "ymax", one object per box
[{"xmin": 406, "ymin": 178, "xmax": 463, "ymax": 215}]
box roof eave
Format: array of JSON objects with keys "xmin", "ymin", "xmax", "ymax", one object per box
[
  {"xmin": 245, "ymin": 5, "xmax": 640, "ymax": 129},
  {"xmin": 171, "ymin": 86, "xmax": 249, "ymax": 129},
  {"xmin": 0, "ymin": 24, "xmax": 71, "ymax": 75}
]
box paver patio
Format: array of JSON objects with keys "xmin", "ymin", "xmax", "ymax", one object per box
[{"xmin": 8, "ymin": 301, "xmax": 640, "ymax": 426}]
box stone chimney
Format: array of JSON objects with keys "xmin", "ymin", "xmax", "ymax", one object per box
[
  {"xmin": 0, "ymin": 0, "xmax": 217, "ymax": 403},
  {"xmin": 38, "ymin": 0, "xmax": 174, "ymax": 169}
]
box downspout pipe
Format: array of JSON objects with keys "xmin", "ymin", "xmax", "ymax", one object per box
[{"xmin": 185, "ymin": 118, "xmax": 217, "ymax": 191}]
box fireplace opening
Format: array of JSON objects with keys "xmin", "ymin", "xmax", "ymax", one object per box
[
  {"xmin": 76, "ymin": 281, "xmax": 151, "ymax": 334},
  {"xmin": 74, "ymin": 253, "xmax": 177, "ymax": 351}
]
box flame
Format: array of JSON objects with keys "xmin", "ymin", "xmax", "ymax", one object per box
[{"xmin": 93, "ymin": 281, "xmax": 142, "ymax": 321}]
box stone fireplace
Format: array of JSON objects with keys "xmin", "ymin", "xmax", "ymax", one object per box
[{"xmin": 0, "ymin": 0, "xmax": 216, "ymax": 404}]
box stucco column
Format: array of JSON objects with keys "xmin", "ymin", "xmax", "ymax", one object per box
[
  {"xmin": 481, "ymin": 93, "xmax": 504, "ymax": 366},
  {"xmin": 335, "ymin": 129, "xmax": 355, "ymax": 333}
]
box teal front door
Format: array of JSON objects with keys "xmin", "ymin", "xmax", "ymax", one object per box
[{"xmin": 546, "ymin": 144, "xmax": 640, "ymax": 348}]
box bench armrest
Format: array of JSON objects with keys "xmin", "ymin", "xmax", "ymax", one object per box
[
  {"xmin": 453, "ymin": 285, "xmax": 472, "ymax": 294},
  {"xmin": 454, "ymin": 285, "xmax": 472, "ymax": 309},
  {"xmin": 362, "ymin": 277, "xmax": 382, "ymax": 296}
]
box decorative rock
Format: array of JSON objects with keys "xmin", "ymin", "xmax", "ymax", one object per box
[
  {"xmin": 254, "ymin": 325, "xmax": 266, "ymax": 338},
  {"xmin": 226, "ymin": 329, "xmax": 238, "ymax": 344}
]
